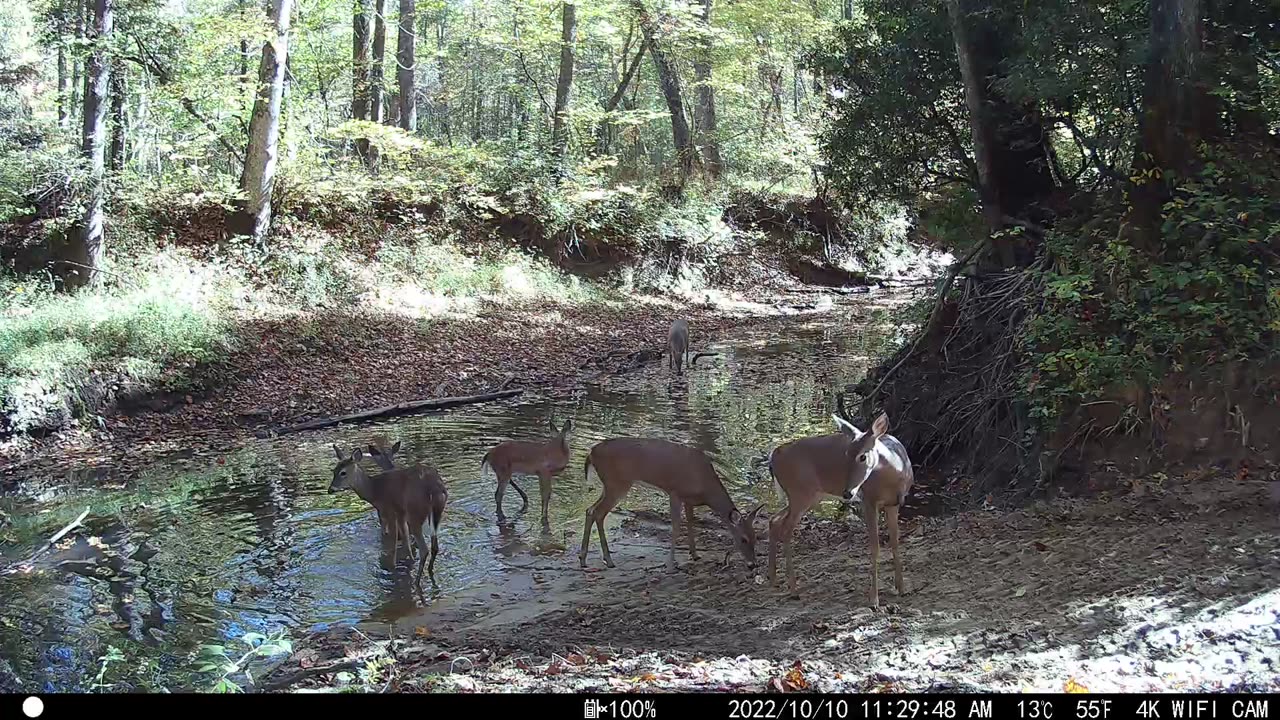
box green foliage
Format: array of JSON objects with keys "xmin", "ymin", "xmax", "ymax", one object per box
[
  {"xmin": 1023, "ymin": 146, "xmax": 1280, "ymax": 426},
  {"xmin": 194, "ymin": 629, "xmax": 293, "ymax": 693},
  {"xmin": 0, "ymin": 255, "xmax": 232, "ymax": 431}
]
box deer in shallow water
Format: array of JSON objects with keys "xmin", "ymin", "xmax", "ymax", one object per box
[
  {"xmin": 669, "ymin": 319, "xmax": 690, "ymax": 375},
  {"xmin": 481, "ymin": 416, "xmax": 574, "ymax": 527},
  {"xmin": 579, "ymin": 437, "xmax": 763, "ymax": 573},
  {"xmin": 329, "ymin": 445, "xmax": 448, "ymax": 589},
  {"xmin": 767, "ymin": 411, "xmax": 914, "ymax": 606}
]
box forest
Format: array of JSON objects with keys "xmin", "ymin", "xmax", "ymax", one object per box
[{"xmin": 0, "ymin": 0, "xmax": 1277, "ymax": 696}]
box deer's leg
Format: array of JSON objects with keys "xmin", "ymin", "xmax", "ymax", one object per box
[
  {"xmin": 667, "ymin": 496, "xmax": 682, "ymax": 572},
  {"xmin": 579, "ymin": 500, "xmax": 596, "ymax": 568},
  {"xmin": 863, "ymin": 501, "xmax": 881, "ymax": 607},
  {"xmin": 494, "ymin": 469, "xmax": 511, "ymax": 521},
  {"xmin": 767, "ymin": 505, "xmax": 789, "ymax": 585},
  {"xmin": 684, "ymin": 503, "xmax": 698, "ymax": 561},
  {"xmin": 886, "ymin": 504, "xmax": 903, "ymax": 595},
  {"xmin": 411, "ymin": 521, "xmax": 433, "ymax": 590},
  {"xmin": 510, "ymin": 478, "xmax": 529, "ymax": 511},
  {"xmin": 591, "ymin": 482, "xmax": 629, "ymax": 569},
  {"xmin": 537, "ymin": 471, "xmax": 552, "ymax": 529}
]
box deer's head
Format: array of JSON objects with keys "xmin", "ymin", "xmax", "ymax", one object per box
[
  {"xmin": 329, "ymin": 444, "xmax": 367, "ymax": 494},
  {"xmin": 726, "ymin": 503, "xmax": 765, "ymax": 569},
  {"xmin": 832, "ymin": 412, "xmax": 889, "ymax": 504}
]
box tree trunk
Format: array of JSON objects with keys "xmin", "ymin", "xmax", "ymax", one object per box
[
  {"xmin": 371, "ymin": 0, "xmax": 386, "ymax": 123},
  {"xmin": 1127, "ymin": 0, "xmax": 1206, "ymax": 247},
  {"xmin": 596, "ymin": 39, "xmax": 645, "ymax": 155},
  {"xmin": 57, "ymin": 0, "xmax": 69, "ymax": 129},
  {"xmin": 634, "ymin": 0, "xmax": 697, "ymax": 178},
  {"xmin": 109, "ymin": 59, "xmax": 125, "ymax": 174},
  {"xmin": 397, "ymin": 0, "xmax": 417, "ymax": 131},
  {"xmin": 945, "ymin": 0, "xmax": 1056, "ymax": 268},
  {"xmin": 843, "ymin": 0, "xmax": 853, "ymax": 21},
  {"xmin": 70, "ymin": 0, "xmax": 84, "ymax": 129},
  {"xmin": 693, "ymin": 0, "xmax": 722, "ymax": 177},
  {"xmin": 551, "ymin": 1, "xmax": 577, "ymax": 171},
  {"xmin": 352, "ymin": 0, "xmax": 373, "ymax": 158},
  {"xmin": 63, "ymin": 0, "xmax": 113, "ymax": 290},
  {"xmin": 232, "ymin": 0, "xmax": 293, "ymax": 243}
]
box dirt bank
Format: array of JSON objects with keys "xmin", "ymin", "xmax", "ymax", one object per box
[
  {"xmin": 0, "ymin": 295, "xmax": 823, "ymax": 491},
  {"xmin": 269, "ymin": 465, "xmax": 1280, "ymax": 693}
]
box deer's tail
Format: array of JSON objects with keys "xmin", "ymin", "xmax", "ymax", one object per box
[{"xmin": 480, "ymin": 451, "xmax": 492, "ymax": 479}]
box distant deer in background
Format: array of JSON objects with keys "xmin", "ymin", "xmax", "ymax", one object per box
[
  {"xmin": 767, "ymin": 411, "xmax": 913, "ymax": 606},
  {"xmin": 669, "ymin": 319, "xmax": 690, "ymax": 375},
  {"xmin": 481, "ymin": 416, "xmax": 574, "ymax": 527},
  {"xmin": 579, "ymin": 437, "xmax": 763, "ymax": 572},
  {"xmin": 330, "ymin": 445, "xmax": 449, "ymax": 589}
]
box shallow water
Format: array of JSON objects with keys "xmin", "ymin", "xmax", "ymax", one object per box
[{"xmin": 0, "ymin": 298, "xmax": 909, "ymax": 691}]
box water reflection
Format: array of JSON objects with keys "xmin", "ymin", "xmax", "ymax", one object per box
[{"xmin": 0, "ymin": 301, "xmax": 897, "ymax": 690}]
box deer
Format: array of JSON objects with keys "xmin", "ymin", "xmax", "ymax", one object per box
[
  {"xmin": 363, "ymin": 434, "xmax": 401, "ymax": 538},
  {"xmin": 579, "ymin": 437, "xmax": 763, "ymax": 573},
  {"xmin": 766, "ymin": 411, "xmax": 913, "ymax": 607},
  {"xmin": 669, "ymin": 319, "xmax": 690, "ymax": 375},
  {"xmin": 480, "ymin": 416, "xmax": 574, "ymax": 527},
  {"xmin": 329, "ymin": 445, "xmax": 448, "ymax": 589}
]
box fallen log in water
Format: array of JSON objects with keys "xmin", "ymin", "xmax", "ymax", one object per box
[{"xmin": 257, "ymin": 388, "xmax": 524, "ymax": 438}]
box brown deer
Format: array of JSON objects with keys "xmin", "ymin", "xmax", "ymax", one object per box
[
  {"xmin": 329, "ymin": 445, "xmax": 448, "ymax": 589},
  {"xmin": 767, "ymin": 412, "xmax": 913, "ymax": 606},
  {"xmin": 363, "ymin": 434, "xmax": 401, "ymax": 537},
  {"xmin": 579, "ymin": 437, "xmax": 763, "ymax": 572},
  {"xmin": 481, "ymin": 416, "xmax": 574, "ymax": 527},
  {"xmin": 669, "ymin": 319, "xmax": 690, "ymax": 375}
]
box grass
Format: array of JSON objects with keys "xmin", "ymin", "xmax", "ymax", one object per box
[{"xmin": 0, "ymin": 223, "xmax": 616, "ymax": 434}]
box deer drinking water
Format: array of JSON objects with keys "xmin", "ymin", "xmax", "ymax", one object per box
[
  {"xmin": 579, "ymin": 437, "xmax": 763, "ymax": 572},
  {"xmin": 767, "ymin": 412, "xmax": 913, "ymax": 606},
  {"xmin": 481, "ymin": 416, "xmax": 574, "ymax": 527},
  {"xmin": 669, "ymin": 319, "xmax": 690, "ymax": 375},
  {"xmin": 329, "ymin": 445, "xmax": 449, "ymax": 589}
]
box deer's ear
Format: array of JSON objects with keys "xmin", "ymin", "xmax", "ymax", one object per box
[
  {"xmin": 748, "ymin": 503, "xmax": 765, "ymax": 521},
  {"xmin": 872, "ymin": 413, "xmax": 889, "ymax": 438},
  {"xmin": 832, "ymin": 414, "xmax": 862, "ymax": 438},
  {"xmin": 332, "ymin": 444, "xmax": 345, "ymax": 460},
  {"xmin": 390, "ymin": 441, "xmax": 401, "ymax": 455},
  {"xmin": 353, "ymin": 448, "xmax": 364, "ymax": 462},
  {"xmin": 729, "ymin": 509, "xmax": 742, "ymax": 524},
  {"xmin": 563, "ymin": 418, "xmax": 574, "ymax": 433}
]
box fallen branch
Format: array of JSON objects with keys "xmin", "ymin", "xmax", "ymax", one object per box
[
  {"xmin": 258, "ymin": 388, "xmax": 524, "ymax": 438},
  {"xmin": 690, "ymin": 352, "xmax": 719, "ymax": 366},
  {"xmin": 260, "ymin": 659, "xmax": 361, "ymax": 692},
  {"xmin": 2, "ymin": 507, "xmax": 90, "ymax": 575}
]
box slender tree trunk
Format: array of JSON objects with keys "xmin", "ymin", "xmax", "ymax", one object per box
[
  {"xmin": 70, "ymin": 0, "xmax": 84, "ymax": 129},
  {"xmin": 352, "ymin": 0, "xmax": 373, "ymax": 159},
  {"xmin": 232, "ymin": 0, "xmax": 294, "ymax": 243},
  {"xmin": 64, "ymin": 0, "xmax": 113, "ymax": 289},
  {"xmin": 371, "ymin": 0, "xmax": 387, "ymax": 123},
  {"xmin": 109, "ymin": 59, "xmax": 126, "ymax": 174},
  {"xmin": 57, "ymin": 0, "xmax": 69, "ymax": 129},
  {"xmin": 692, "ymin": 0, "xmax": 722, "ymax": 177},
  {"xmin": 551, "ymin": 1, "xmax": 577, "ymax": 171},
  {"xmin": 634, "ymin": 0, "xmax": 698, "ymax": 178},
  {"xmin": 1127, "ymin": 0, "xmax": 1207, "ymax": 248},
  {"xmin": 945, "ymin": 0, "xmax": 1056, "ymax": 268},
  {"xmin": 397, "ymin": 0, "xmax": 416, "ymax": 131},
  {"xmin": 843, "ymin": 0, "xmax": 853, "ymax": 21},
  {"xmin": 596, "ymin": 39, "xmax": 645, "ymax": 155}
]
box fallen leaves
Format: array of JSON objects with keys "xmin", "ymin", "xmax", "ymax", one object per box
[{"xmin": 1064, "ymin": 677, "xmax": 1089, "ymax": 693}]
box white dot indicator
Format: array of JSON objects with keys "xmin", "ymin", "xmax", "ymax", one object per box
[{"xmin": 22, "ymin": 696, "xmax": 44, "ymax": 718}]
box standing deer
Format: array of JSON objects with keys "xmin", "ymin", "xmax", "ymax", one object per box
[
  {"xmin": 669, "ymin": 319, "xmax": 690, "ymax": 375},
  {"xmin": 767, "ymin": 412, "xmax": 913, "ymax": 606},
  {"xmin": 481, "ymin": 416, "xmax": 574, "ymax": 527},
  {"xmin": 329, "ymin": 445, "xmax": 449, "ymax": 589},
  {"xmin": 579, "ymin": 437, "xmax": 763, "ymax": 572},
  {"xmin": 363, "ymin": 434, "xmax": 401, "ymax": 536}
]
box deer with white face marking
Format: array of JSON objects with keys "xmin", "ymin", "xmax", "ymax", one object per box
[
  {"xmin": 767, "ymin": 412, "xmax": 914, "ymax": 606},
  {"xmin": 329, "ymin": 445, "xmax": 448, "ymax": 589},
  {"xmin": 669, "ymin": 319, "xmax": 690, "ymax": 375},
  {"xmin": 579, "ymin": 437, "xmax": 763, "ymax": 572},
  {"xmin": 481, "ymin": 416, "xmax": 574, "ymax": 527}
]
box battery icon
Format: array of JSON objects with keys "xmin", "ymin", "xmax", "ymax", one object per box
[{"xmin": 584, "ymin": 699, "xmax": 600, "ymax": 719}]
